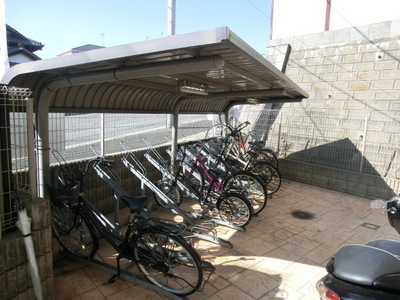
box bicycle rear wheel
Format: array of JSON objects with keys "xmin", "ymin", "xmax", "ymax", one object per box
[
  {"xmin": 256, "ymin": 148, "xmax": 279, "ymax": 169},
  {"xmin": 216, "ymin": 192, "xmax": 252, "ymax": 228},
  {"xmin": 134, "ymin": 231, "xmax": 203, "ymax": 296},
  {"xmin": 205, "ymin": 124, "xmax": 231, "ymax": 140},
  {"xmin": 51, "ymin": 202, "xmax": 98, "ymax": 258},
  {"xmin": 249, "ymin": 161, "xmax": 282, "ymax": 195},
  {"xmin": 223, "ymin": 170, "xmax": 267, "ymax": 215},
  {"xmin": 155, "ymin": 179, "xmax": 183, "ymax": 208}
]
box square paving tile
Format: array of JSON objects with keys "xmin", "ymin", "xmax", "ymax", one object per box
[{"xmin": 53, "ymin": 180, "xmax": 397, "ymax": 299}]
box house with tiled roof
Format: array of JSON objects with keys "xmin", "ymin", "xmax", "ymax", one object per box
[{"xmin": 6, "ymin": 25, "xmax": 43, "ymax": 66}]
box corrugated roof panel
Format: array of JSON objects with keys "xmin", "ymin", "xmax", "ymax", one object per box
[
  {"xmin": 115, "ymin": 86, "xmax": 134, "ymax": 110},
  {"xmin": 106, "ymin": 85, "xmax": 130, "ymax": 109},
  {"xmin": 2, "ymin": 27, "xmax": 308, "ymax": 115}
]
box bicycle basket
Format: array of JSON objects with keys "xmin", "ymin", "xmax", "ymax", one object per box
[
  {"xmin": 204, "ymin": 137, "xmax": 229, "ymax": 157},
  {"xmin": 44, "ymin": 167, "xmax": 79, "ymax": 206}
]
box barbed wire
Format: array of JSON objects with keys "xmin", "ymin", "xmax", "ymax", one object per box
[{"xmin": 1, "ymin": 85, "xmax": 32, "ymax": 97}]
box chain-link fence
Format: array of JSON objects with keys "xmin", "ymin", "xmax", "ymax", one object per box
[
  {"xmin": 47, "ymin": 106, "xmax": 400, "ymax": 183},
  {"xmin": 48, "ymin": 113, "xmax": 215, "ymax": 163},
  {"xmin": 0, "ymin": 86, "xmax": 33, "ymax": 237},
  {"xmin": 3, "ymin": 102, "xmax": 399, "ymax": 237},
  {"xmin": 234, "ymin": 106, "xmax": 400, "ymax": 181}
]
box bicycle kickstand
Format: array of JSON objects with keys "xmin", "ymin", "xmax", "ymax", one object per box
[{"xmin": 107, "ymin": 254, "xmax": 122, "ymax": 284}]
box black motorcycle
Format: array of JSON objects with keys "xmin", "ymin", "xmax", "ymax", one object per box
[{"xmin": 316, "ymin": 196, "xmax": 400, "ymax": 300}]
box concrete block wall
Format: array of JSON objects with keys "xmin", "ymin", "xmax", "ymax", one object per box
[
  {"xmin": 279, "ymin": 159, "xmax": 398, "ymax": 200},
  {"xmin": 267, "ymin": 19, "xmax": 400, "ymax": 199},
  {"xmin": 0, "ymin": 199, "xmax": 53, "ymax": 300}
]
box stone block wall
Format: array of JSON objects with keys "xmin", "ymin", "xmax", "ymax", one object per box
[
  {"xmin": 267, "ymin": 19, "xmax": 400, "ymax": 199},
  {"xmin": 0, "ymin": 199, "xmax": 53, "ymax": 299}
]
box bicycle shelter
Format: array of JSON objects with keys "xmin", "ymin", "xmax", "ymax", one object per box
[{"xmin": 1, "ymin": 26, "xmax": 308, "ymax": 298}]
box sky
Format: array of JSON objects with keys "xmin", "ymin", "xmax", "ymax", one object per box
[{"xmin": 4, "ymin": 0, "xmax": 272, "ymax": 59}]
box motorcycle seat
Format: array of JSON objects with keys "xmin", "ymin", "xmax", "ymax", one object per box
[
  {"xmin": 333, "ymin": 244, "xmax": 400, "ymax": 289},
  {"xmin": 366, "ymin": 239, "xmax": 400, "ymax": 256}
]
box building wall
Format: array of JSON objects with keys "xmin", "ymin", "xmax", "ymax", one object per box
[
  {"xmin": 8, "ymin": 53, "xmax": 35, "ymax": 65},
  {"xmin": 267, "ymin": 19, "xmax": 400, "ymax": 199},
  {"xmin": 272, "ymin": 0, "xmax": 400, "ymax": 39}
]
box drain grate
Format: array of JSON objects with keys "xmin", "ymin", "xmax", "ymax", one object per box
[
  {"xmin": 361, "ymin": 222, "xmax": 380, "ymax": 230},
  {"xmin": 291, "ymin": 210, "xmax": 315, "ymax": 220}
]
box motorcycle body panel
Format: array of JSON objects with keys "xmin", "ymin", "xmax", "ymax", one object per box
[
  {"xmin": 317, "ymin": 198, "xmax": 400, "ymax": 299},
  {"xmin": 318, "ymin": 274, "xmax": 400, "ymax": 300}
]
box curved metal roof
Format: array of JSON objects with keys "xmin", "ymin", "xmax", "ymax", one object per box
[{"xmin": 1, "ymin": 27, "xmax": 308, "ymax": 114}]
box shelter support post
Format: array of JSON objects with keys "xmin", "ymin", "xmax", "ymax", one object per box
[
  {"xmin": 26, "ymin": 98, "xmax": 37, "ymax": 198},
  {"xmin": 170, "ymin": 114, "xmax": 178, "ymax": 172},
  {"xmin": 170, "ymin": 97, "xmax": 189, "ymax": 173},
  {"xmin": 35, "ymin": 89, "xmax": 53, "ymax": 198}
]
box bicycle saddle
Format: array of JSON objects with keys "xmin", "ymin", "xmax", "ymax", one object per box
[
  {"xmin": 248, "ymin": 141, "xmax": 264, "ymax": 148},
  {"xmin": 120, "ymin": 195, "xmax": 148, "ymax": 213},
  {"xmin": 330, "ymin": 243, "xmax": 400, "ymax": 290}
]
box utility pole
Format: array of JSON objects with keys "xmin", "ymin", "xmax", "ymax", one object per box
[
  {"xmin": 166, "ymin": 0, "xmax": 176, "ymax": 128},
  {"xmin": 325, "ymin": 0, "xmax": 332, "ymax": 31},
  {"xmin": 269, "ymin": 0, "xmax": 274, "ymax": 40},
  {"xmin": 167, "ymin": 0, "xmax": 176, "ymax": 36},
  {"xmin": 101, "ymin": 33, "xmax": 105, "ymax": 46}
]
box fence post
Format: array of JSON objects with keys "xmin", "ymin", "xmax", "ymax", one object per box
[
  {"xmin": 277, "ymin": 112, "xmax": 282, "ymax": 156},
  {"xmin": 100, "ymin": 113, "xmax": 105, "ymax": 156},
  {"xmin": 359, "ymin": 116, "xmax": 369, "ymax": 173}
]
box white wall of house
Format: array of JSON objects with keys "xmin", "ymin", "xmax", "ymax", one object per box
[
  {"xmin": 0, "ymin": 0, "xmax": 9, "ymax": 78},
  {"xmin": 272, "ymin": 0, "xmax": 400, "ymax": 39},
  {"xmin": 8, "ymin": 52, "xmax": 35, "ymax": 64}
]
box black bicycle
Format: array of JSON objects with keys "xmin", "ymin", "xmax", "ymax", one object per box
[{"xmin": 45, "ymin": 151, "xmax": 204, "ymax": 296}]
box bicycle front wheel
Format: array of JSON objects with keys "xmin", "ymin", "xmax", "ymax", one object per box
[
  {"xmin": 249, "ymin": 161, "xmax": 282, "ymax": 195},
  {"xmin": 134, "ymin": 231, "xmax": 203, "ymax": 296},
  {"xmin": 216, "ymin": 192, "xmax": 252, "ymax": 228},
  {"xmin": 180, "ymin": 162, "xmax": 205, "ymax": 195},
  {"xmin": 52, "ymin": 202, "xmax": 98, "ymax": 258},
  {"xmin": 223, "ymin": 170, "xmax": 267, "ymax": 215}
]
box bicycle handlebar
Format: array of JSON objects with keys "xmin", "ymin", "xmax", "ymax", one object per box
[
  {"xmin": 230, "ymin": 121, "xmax": 250, "ymax": 136},
  {"xmin": 236, "ymin": 121, "xmax": 250, "ymax": 130}
]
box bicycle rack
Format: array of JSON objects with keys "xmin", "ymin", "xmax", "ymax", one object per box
[
  {"xmin": 50, "ymin": 150, "xmax": 188, "ymax": 300},
  {"xmin": 143, "ymin": 139, "xmax": 246, "ymax": 233},
  {"xmin": 119, "ymin": 141, "xmax": 235, "ymax": 248},
  {"xmin": 60, "ymin": 251, "xmax": 187, "ymax": 300}
]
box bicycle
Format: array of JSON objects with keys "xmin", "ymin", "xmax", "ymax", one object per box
[
  {"xmin": 118, "ymin": 142, "xmax": 237, "ymax": 249},
  {"xmin": 205, "ymin": 120, "xmax": 279, "ymax": 169},
  {"xmin": 177, "ymin": 141, "xmax": 268, "ymax": 215},
  {"xmin": 204, "ymin": 121, "xmax": 282, "ymax": 195},
  {"xmin": 45, "ymin": 150, "xmax": 205, "ymax": 296},
  {"xmin": 158, "ymin": 142, "xmax": 254, "ymax": 228}
]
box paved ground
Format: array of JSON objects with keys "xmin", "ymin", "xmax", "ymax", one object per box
[{"xmin": 53, "ymin": 179, "xmax": 399, "ymax": 299}]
